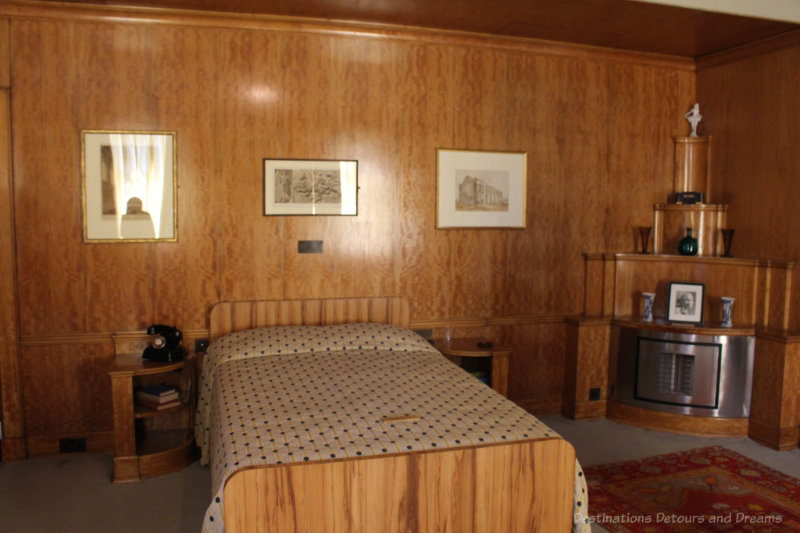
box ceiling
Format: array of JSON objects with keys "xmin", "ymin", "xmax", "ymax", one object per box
[{"xmin": 51, "ymin": 0, "xmax": 800, "ymax": 58}]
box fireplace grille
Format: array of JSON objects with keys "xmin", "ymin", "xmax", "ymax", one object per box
[
  {"xmin": 657, "ymin": 352, "xmax": 694, "ymax": 395},
  {"xmin": 614, "ymin": 327, "xmax": 753, "ymax": 418}
]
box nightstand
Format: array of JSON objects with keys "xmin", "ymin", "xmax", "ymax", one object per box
[
  {"xmin": 433, "ymin": 337, "xmax": 510, "ymax": 397},
  {"xmin": 109, "ymin": 354, "xmax": 196, "ymax": 482}
]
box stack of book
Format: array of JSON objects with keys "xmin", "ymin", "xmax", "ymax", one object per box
[
  {"xmin": 468, "ymin": 369, "xmax": 488, "ymax": 385},
  {"xmin": 135, "ymin": 384, "xmax": 180, "ymax": 410}
]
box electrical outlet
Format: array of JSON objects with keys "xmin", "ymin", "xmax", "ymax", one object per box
[
  {"xmin": 195, "ymin": 338, "xmax": 210, "ymax": 352},
  {"xmin": 589, "ymin": 387, "xmax": 601, "ymax": 401}
]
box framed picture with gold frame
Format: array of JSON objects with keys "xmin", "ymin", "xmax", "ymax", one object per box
[
  {"xmin": 436, "ymin": 148, "xmax": 526, "ymax": 228},
  {"xmin": 81, "ymin": 130, "xmax": 177, "ymax": 242}
]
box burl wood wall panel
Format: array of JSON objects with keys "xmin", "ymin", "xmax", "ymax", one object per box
[
  {"xmin": 5, "ymin": 6, "xmax": 695, "ymax": 449},
  {"xmin": 697, "ymin": 38, "xmax": 800, "ymax": 329}
]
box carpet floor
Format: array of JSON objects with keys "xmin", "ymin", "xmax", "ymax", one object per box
[{"xmin": 1, "ymin": 416, "xmax": 799, "ymax": 532}]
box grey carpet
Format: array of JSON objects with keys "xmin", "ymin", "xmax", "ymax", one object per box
[{"xmin": 1, "ymin": 416, "xmax": 798, "ymax": 532}]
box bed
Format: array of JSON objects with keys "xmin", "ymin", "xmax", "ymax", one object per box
[{"xmin": 196, "ymin": 297, "xmax": 590, "ymax": 533}]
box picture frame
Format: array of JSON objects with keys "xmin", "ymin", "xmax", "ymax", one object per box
[
  {"xmin": 667, "ymin": 282, "xmax": 706, "ymax": 325},
  {"xmin": 82, "ymin": 130, "xmax": 177, "ymax": 242},
  {"xmin": 436, "ymin": 149, "xmax": 526, "ymax": 228},
  {"xmin": 263, "ymin": 158, "xmax": 358, "ymax": 216}
]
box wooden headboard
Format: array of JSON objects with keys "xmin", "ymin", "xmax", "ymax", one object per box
[{"xmin": 208, "ymin": 297, "xmax": 410, "ymax": 341}]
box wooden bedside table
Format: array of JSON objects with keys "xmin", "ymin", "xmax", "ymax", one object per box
[
  {"xmin": 433, "ymin": 337, "xmax": 510, "ymax": 397},
  {"xmin": 109, "ymin": 354, "xmax": 196, "ymax": 482}
]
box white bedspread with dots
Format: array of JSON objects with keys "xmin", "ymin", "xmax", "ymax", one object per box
[{"xmin": 195, "ymin": 322, "xmax": 590, "ymax": 532}]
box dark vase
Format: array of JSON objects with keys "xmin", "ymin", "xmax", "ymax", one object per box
[
  {"xmin": 678, "ymin": 227, "xmax": 699, "ymax": 256},
  {"xmin": 721, "ymin": 228, "xmax": 735, "ymax": 257}
]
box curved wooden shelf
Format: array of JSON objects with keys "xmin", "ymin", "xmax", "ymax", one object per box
[
  {"xmin": 111, "ymin": 353, "xmax": 186, "ymax": 376},
  {"xmin": 584, "ymin": 252, "xmax": 795, "ymax": 269},
  {"xmin": 434, "ymin": 337, "xmax": 503, "ymax": 357},
  {"xmin": 133, "ymin": 401, "xmax": 187, "ymax": 419},
  {"xmin": 138, "ymin": 432, "xmax": 196, "ymax": 479},
  {"xmin": 612, "ymin": 317, "xmax": 755, "ymax": 337},
  {"xmin": 137, "ymin": 428, "xmax": 193, "ymax": 456}
]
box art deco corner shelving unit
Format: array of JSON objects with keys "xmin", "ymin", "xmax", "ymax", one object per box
[{"xmin": 563, "ymin": 134, "xmax": 800, "ymax": 451}]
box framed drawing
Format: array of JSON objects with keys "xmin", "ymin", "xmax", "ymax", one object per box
[
  {"xmin": 82, "ymin": 130, "xmax": 177, "ymax": 242},
  {"xmin": 667, "ymin": 282, "xmax": 705, "ymax": 325},
  {"xmin": 263, "ymin": 159, "xmax": 358, "ymax": 216},
  {"xmin": 436, "ymin": 149, "xmax": 526, "ymax": 228}
]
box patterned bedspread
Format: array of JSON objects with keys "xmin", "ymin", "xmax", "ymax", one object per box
[{"xmin": 195, "ymin": 322, "xmax": 590, "ymax": 532}]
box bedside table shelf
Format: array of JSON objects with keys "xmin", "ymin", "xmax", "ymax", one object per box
[
  {"xmin": 134, "ymin": 403, "xmax": 185, "ymax": 419},
  {"xmin": 136, "ymin": 428, "xmax": 194, "ymax": 455},
  {"xmin": 433, "ymin": 337, "xmax": 510, "ymax": 397},
  {"xmin": 109, "ymin": 354, "xmax": 197, "ymax": 482}
]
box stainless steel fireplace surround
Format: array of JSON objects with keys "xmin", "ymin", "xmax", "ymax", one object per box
[{"xmin": 613, "ymin": 326, "xmax": 754, "ymax": 418}]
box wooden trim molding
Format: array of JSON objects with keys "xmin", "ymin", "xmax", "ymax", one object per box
[
  {"xmin": 0, "ymin": 0, "xmax": 695, "ymax": 71},
  {"xmin": 697, "ymin": 28, "xmax": 800, "ymax": 70},
  {"xmin": 20, "ymin": 328, "xmax": 210, "ymax": 347},
  {"xmin": 409, "ymin": 317, "xmax": 487, "ymax": 330},
  {"xmin": 0, "ymin": 18, "xmax": 8, "ymax": 88},
  {"xmin": 0, "ymin": 87, "xmax": 24, "ymax": 460},
  {"xmin": 410, "ymin": 313, "xmax": 567, "ymax": 330},
  {"xmin": 18, "ymin": 316, "xmax": 566, "ymax": 348}
]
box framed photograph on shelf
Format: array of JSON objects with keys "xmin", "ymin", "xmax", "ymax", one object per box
[
  {"xmin": 436, "ymin": 149, "xmax": 526, "ymax": 228},
  {"xmin": 667, "ymin": 282, "xmax": 705, "ymax": 325},
  {"xmin": 82, "ymin": 130, "xmax": 177, "ymax": 242},
  {"xmin": 263, "ymin": 158, "xmax": 358, "ymax": 216}
]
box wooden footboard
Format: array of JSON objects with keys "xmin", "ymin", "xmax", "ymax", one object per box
[{"xmin": 223, "ymin": 437, "xmax": 575, "ymax": 533}]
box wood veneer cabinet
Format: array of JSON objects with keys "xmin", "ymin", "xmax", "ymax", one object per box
[
  {"xmin": 565, "ymin": 252, "xmax": 800, "ymax": 450},
  {"xmin": 434, "ymin": 337, "xmax": 510, "ymax": 397},
  {"xmin": 109, "ymin": 354, "xmax": 196, "ymax": 482}
]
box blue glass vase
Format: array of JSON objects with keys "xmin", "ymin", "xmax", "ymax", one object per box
[{"xmin": 678, "ymin": 227, "xmax": 699, "ymax": 256}]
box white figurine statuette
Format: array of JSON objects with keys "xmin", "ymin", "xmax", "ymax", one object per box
[{"xmin": 685, "ymin": 103, "xmax": 702, "ymax": 137}]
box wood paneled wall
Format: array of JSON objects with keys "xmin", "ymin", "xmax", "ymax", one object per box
[
  {"xmin": 697, "ymin": 35, "xmax": 800, "ymax": 329},
  {"xmin": 1, "ymin": 4, "xmax": 695, "ymax": 454},
  {"xmin": 694, "ymin": 36, "xmax": 800, "ymax": 450}
]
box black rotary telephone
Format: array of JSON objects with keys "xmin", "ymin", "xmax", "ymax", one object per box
[{"xmin": 142, "ymin": 324, "xmax": 186, "ymax": 362}]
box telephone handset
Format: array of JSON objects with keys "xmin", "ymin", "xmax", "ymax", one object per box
[{"xmin": 142, "ymin": 324, "xmax": 186, "ymax": 363}]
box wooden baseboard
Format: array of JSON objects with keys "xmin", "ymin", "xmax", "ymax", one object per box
[
  {"xmin": 515, "ymin": 395, "xmax": 562, "ymax": 417},
  {"xmin": 1, "ymin": 437, "xmax": 26, "ymax": 461},
  {"xmin": 748, "ymin": 418, "xmax": 799, "ymax": 451},
  {"xmin": 607, "ymin": 401, "xmax": 749, "ymax": 437},
  {"xmin": 561, "ymin": 398, "xmax": 607, "ymax": 420}
]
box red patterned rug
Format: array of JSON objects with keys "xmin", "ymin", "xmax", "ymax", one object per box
[{"xmin": 583, "ymin": 446, "xmax": 800, "ymax": 532}]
